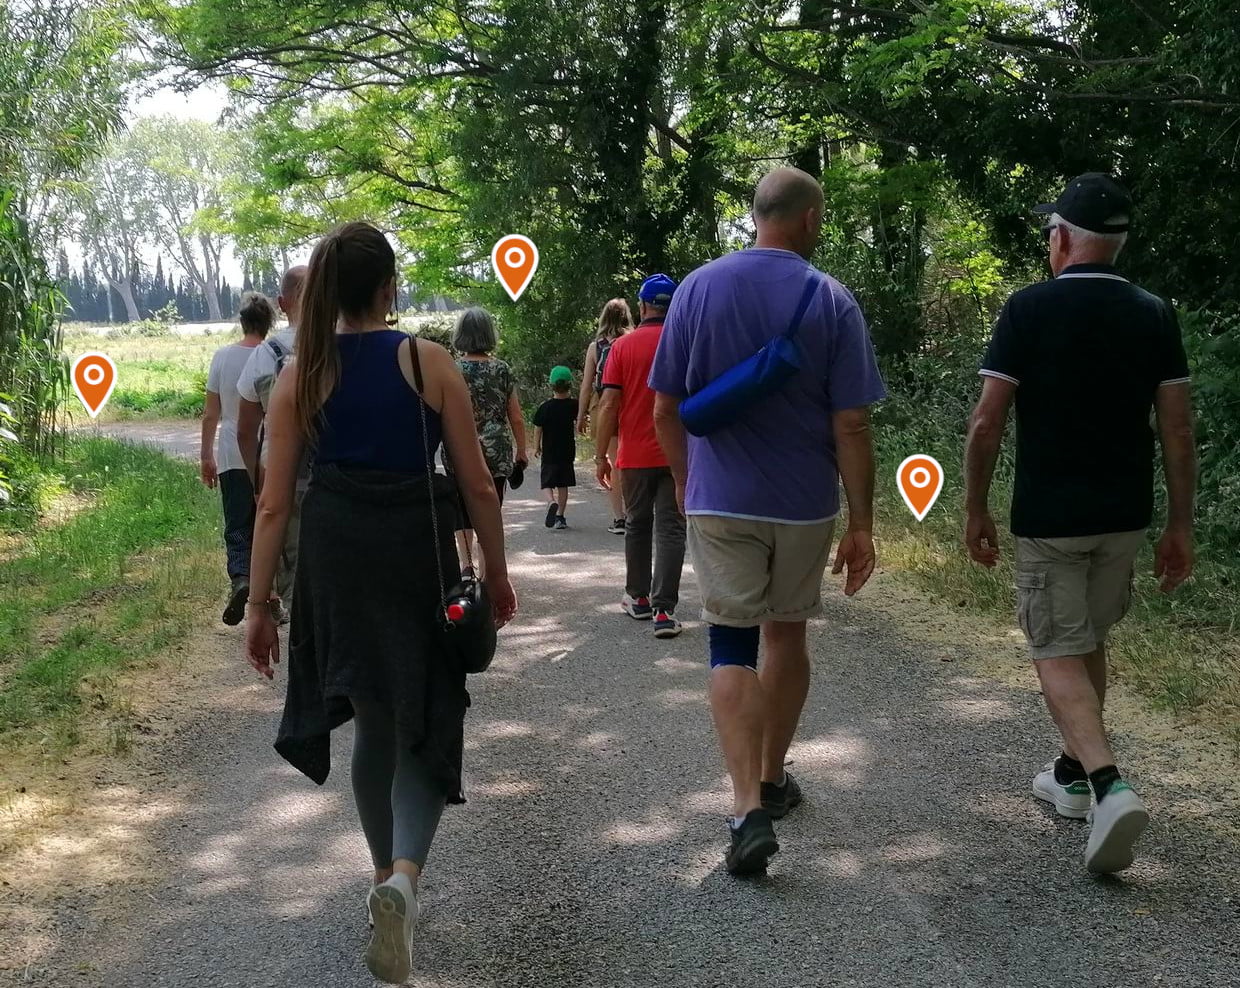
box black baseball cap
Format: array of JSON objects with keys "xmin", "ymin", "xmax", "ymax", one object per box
[{"xmin": 1034, "ymin": 173, "xmax": 1132, "ymax": 234}]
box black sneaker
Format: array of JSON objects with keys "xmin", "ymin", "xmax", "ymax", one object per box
[
  {"xmin": 607, "ymin": 518, "xmax": 626, "ymax": 535},
  {"xmin": 222, "ymin": 576, "xmax": 248, "ymax": 626},
  {"xmin": 726, "ymin": 809, "xmax": 779, "ymax": 876},
  {"xmin": 760, "ymin": 772, "xmax": 803, "ymax": 820},
  {"xmin": 554, "ymin": 516, "xmax": 568, "ymax": 530},
  {"xmin": 544, "ymin": 503, "xmax": 558, "ymax": 528}
]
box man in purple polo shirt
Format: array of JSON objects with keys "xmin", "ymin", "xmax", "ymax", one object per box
[{"xmin": 650, "ymin": 167, "xmax": 886, "ymax": 876}]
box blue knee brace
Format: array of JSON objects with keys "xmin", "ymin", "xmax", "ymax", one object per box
[{"xmin": 708, "ymin": 624, "xmax": 761, "ymax": 670}]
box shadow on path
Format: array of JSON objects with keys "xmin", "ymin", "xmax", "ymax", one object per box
[{"xmin": 27, "ymin": 441, "xmax": 1240, "ymax": 988}]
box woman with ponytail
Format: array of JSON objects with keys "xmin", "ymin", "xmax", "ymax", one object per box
[
  {"xmin": 577, "ymin": 297, "xmax": 632, "ymax": 533},
  {"xmin": 243, "ymin": 221, "xmax": 517, "ymax": 984}
]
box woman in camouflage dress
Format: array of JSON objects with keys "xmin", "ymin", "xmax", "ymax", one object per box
[{"xmin": 448, "ymin": 307, "xmax": 528, "ymax": 576}]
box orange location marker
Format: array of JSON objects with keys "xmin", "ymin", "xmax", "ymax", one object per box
[
  {"xmin": 897, "ymin": 454, "xmax": 944, "ymax": 522},
  {"xmin": 71, "ymin": 351, "xmax": 117, "ymax": 419},
  {"xmin": 491, "ymin": 235, "xmax": 539, "ymax": 301}
]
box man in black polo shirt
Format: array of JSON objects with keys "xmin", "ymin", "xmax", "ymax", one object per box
[{"xmin": 964, "ymin": 173, "xmax": 1197, "ymax": 875}]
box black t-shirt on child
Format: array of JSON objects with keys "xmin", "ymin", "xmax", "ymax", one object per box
[
  {"xmin": 980, "ymin": 263, "xmax": 1190, "ymax": 539},
  {"xmin": 534, "ymin": 397, "xmax": 577, "ymax": 464}
]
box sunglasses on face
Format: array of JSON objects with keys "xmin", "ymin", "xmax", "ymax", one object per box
[{"xmin": 1040, "ymin": 223, "xmax": 1059, "ymax": 243}]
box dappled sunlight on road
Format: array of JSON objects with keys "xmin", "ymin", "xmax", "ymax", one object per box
[{"xmin": 15, "ymin": 466, "xmax": 1240, "ymax": 986}]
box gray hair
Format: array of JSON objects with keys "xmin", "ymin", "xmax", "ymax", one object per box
[
  {"xmin": 1051, "ymin": 212, "xmax": 1128, "ymax": 258},
  {"xmin": 453, "ymin": 306, "xmax": 498, "ymax": 354}
]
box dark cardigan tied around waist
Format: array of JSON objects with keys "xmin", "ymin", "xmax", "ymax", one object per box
[{"xmin": 274, "ymin": 462, "xmax": 469, "ymax": 804}]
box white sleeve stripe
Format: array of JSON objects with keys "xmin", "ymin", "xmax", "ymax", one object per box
[
  {"xmin": 979, "ymin": 369, "xmax": 1020, "ymax": 385},
  {"xmin": 1158, "ymin": 377, "xmax": 1190, "ymax": 386}
]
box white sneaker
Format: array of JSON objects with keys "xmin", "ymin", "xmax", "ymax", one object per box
[
  {"xmin": 365, "ymin": 873, "xmax": 418, "ymax": 983},
  {"xmin": 1085, "ymin": 783, "xmax": 1150, "ymax": 874},
  {"xmin": 1033, "ymin": 762, "xmax": 1091, "ymax": 819}
]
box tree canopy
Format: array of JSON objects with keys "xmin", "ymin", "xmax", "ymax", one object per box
[{"xmin": 135, "ymin": 0, "xmax": 1239, "ymax": 381}]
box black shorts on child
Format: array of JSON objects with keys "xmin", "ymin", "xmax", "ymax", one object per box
[{"xmin": 540, "ymin": 460, "xmax": 577, "ymax": 490}]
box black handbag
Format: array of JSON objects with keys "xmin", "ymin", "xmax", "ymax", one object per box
[{"xmin": 411, "ymin": 337, "xmax": 497, "ymax": 674}]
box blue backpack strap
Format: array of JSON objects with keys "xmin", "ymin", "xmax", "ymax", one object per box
[
  {"xmin": 783, "ymin": 275, "xmax": 821, "ymax": 343},
  {"xmin": 266, "ymin": 335, "xmax": 290, "ymax": 373}
]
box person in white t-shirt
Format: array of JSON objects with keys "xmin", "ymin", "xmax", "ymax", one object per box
[
  {"xmin": 202, "ymin": 292, "xmax": 276, "ymax": 626},
  {"xmin": 236, "ymin": 265, "xmax": 307, "ymax": 623}
]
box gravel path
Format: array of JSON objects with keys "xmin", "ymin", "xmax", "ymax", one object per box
[
  {"xmin": 90, "ymin": 419, "xmax": 201, "ymax": 460},
  {"xmin": 27, "ymin": 423, "xmax": 1240, "ymax": 987}
]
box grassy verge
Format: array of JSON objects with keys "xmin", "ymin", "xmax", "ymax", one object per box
[
  {"xmin": 0, "ymin": 436, "xmax": 220, "ymax": 752},
  {"xmin": 870, "ymin": 425, "xmax": 1240, "ymax": 755}
]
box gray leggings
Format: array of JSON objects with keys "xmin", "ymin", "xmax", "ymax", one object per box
[{"xmin": 350, "ymin": 696, "xmax": 447, "ymax": 870}]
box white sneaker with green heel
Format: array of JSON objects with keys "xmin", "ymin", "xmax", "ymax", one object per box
[{"xmin": 365, "ymin": 873, "xmax": 418, "ymax": 984}]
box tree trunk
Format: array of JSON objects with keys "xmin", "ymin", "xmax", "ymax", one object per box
[
  {"xmin": 789, "ymin": 0, "xmax": 833, "ymax": 178},
  {"xmin": 615, "ymin": 0, "xmax": 669, "ymax": 273},
  {"xmin": 103, "ymin": 274, "xmax": 140, "ymax": 322},
  {"xmin": 199, "ymin": 237, "xmax": 223, "ymax": 321},
  {"xmin": 868, "ymin": 146, "xmax": 927, "ymax": 358}
]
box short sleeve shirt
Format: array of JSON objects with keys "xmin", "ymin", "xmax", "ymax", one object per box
[
  {"xmin": 534, "ymin": 397, "xmax": 578, "ymax": 465},
  {"xmin": 648, "ymin": 248, "xmax": 886, "ymax": 523},
  {"xmin": 600, "ymin": 318, "xmax": 667, "ymax": 469},
  {"xmin": 980, "ymin": 263, "xmax": 1190, "ymax": 538},
  {"xmin": 442, "ymin": 358, "xmax": 516, "ymax": 478},
  {"xmin": 206, "ymin": 343, "xmax": 259, "ymax": 473}
]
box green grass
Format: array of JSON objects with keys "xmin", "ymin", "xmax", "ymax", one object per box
[
  {"xmin": 0, "ymin": 436, "xmax": 220, "ymax": 748},
  {"xmin": 62, "ymin": 327, "xmax": 225, "ymax": 423},
  {"xmin": 870, "ymin": 425, "xmax": 1240, "ymax": 753}
]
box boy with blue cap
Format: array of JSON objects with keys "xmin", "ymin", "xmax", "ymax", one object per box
[{"xmin": 595, "ymin": 274, "xmax": 687, "ymax": 639}]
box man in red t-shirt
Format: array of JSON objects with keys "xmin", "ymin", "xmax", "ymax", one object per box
[{"xmin": 595, "ymin": 274, "xmax": 687, "ymax": 638}]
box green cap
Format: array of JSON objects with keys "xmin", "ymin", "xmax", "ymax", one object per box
[{"xmin": 549, "ymin": 365, "xmax": 573, "ymax": 386}]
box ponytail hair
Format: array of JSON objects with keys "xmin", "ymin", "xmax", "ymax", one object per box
[
  {"xmin": 294, "ymin": 221, "xmax": 397, "ymax": 439},
  {"xmin": 596, "ymin": 297, "xmax": 633, "ymax": 342}
]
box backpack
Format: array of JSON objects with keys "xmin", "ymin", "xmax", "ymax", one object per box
[
  {"xmin": 256, "ymin": 335, "xmax": 300, "ymax": 483},
  {"xmin": 266, "ymin": 336, "xmax": 292, "ymax": 387},
  {"xmin": 593, "ymin": 337, "xmax": 614, "ymax": 394}
]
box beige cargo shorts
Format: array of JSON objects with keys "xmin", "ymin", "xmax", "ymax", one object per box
[
  {"xmin": 687, "ymin": 514, "xmax": 836, "ymax": 627},
  {"xmin": 1013, "ymin": 529, "xmax": 1145, "ymax": 660}
]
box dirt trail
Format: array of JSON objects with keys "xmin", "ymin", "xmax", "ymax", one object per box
[{"xmin": 3, "ymin": 420, "xmax": 1239, "ymax": 988}]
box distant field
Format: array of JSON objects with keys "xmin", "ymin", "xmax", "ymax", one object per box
[
  {"xmin": 62, "ymin": 313, "xmax": 454, "ymax": 422},
  {"xmin": 64, "ymin": 327, "xmax": 223, "ymax": 421}
]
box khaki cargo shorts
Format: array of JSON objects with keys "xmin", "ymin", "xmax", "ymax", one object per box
[
  {"xmin": 1013, "ymin": 529, "xmax": 1145, "ymax": 660},
  {"xmin": 688, "ymin": 515, "xmax": 836, "ymax": 627}
]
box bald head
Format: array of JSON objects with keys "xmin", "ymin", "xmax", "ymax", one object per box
[
  {"xmin": 754, "ymin": 168, "xmax": 824, "ymax": 222},
  {"xmin": 279, "ymin": 264, "xmax": 308, "ymax": 323},
  {"xmin": 752, "ymin": 168, "xmax": 824, "ymax": 259}
]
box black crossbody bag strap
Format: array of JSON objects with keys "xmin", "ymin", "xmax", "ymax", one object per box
[{"xmin": 409, "ymin": 338, "xmax": 452, "ymax": 624}]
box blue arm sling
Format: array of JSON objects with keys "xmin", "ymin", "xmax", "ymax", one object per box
[{"xmin": 678, "ymin": 275, "xmax": 820, "ymax": 437}]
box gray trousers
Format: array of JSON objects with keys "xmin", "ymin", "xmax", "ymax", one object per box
[
  {"xmin": 621, "ymin": 466, "xmax": 686, "ymax": 612},
  {"xmin": 350, "ymin": 696, "xmax": 446, "ymax": 869}
]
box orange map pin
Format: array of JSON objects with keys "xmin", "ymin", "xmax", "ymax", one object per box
[
  {"xmin": 897, "ymin": 454, "xmax": 944, "ymax": 522},
  {"xmin": 72, "ymin": 351, "xmax": 117, "ymax": 419},
  {"xmin": 491, "ymin": 235, "xmax": 539, "ymax": 301}
]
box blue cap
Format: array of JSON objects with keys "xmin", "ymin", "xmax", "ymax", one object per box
[{"xmin": 638, "ymin": 273, "xmax": 678, "ymax": 306}]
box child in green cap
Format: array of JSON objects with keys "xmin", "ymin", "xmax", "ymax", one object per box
[{"xmin": 534, "ymin": 366, "xmax": 578, "ymax": 529}]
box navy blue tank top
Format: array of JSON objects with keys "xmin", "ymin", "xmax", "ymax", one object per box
[{"xmin": 315, "ymin": 330, "xmax": 442, "ymax": 474}]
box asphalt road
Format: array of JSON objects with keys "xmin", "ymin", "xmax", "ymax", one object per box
[{"xmin": 23, "ymin": 423, "xmax": 1240, "ymax": 987}]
